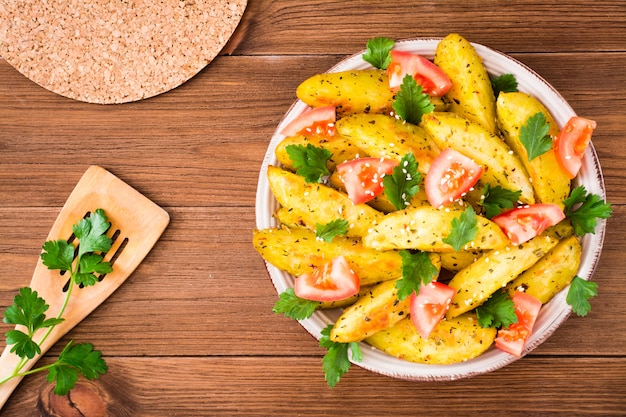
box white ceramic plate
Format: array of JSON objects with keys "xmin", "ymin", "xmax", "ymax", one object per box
[{"xmin": 255, "ymin": 38, "xmax": 607, "ymax": 381}]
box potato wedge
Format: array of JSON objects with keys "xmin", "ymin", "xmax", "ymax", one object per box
[
  {"xmin": 363, "ymin": 206, "xmax": 508, "ymax": 252},
  {"xmin": 336, "ymin": 113, "xmax": 440, "ymax": 175},
  {"xmin": 505, "ymin": 236, "xmax": 581, "ymax": 303},
  {"xmin": 446, "ymin": 235, "xmax": 560, "ymax": 318},
  {"xmin": 252, "ymin": 227, "xmax": 402, "ymax": 285},
  {"xmin": 296, "ymin": 69, "xmax": 395, "ymax": 115},
  {"xmin": 267, "ymin": 166, "xmax": 383, "ymax": 238},
  {"xmin": 496, "ymin": 91, "xmax": 571, "ymax": 208},
  {"xmin": 275, "ymin": 134, "xmax": 364, "ymax": 172},
  {"xmin": 422, "ymin": 111, "xmax": 535, "ymax": 204},
  {"xmin": 366, "ymin": 313, "xmax": 496, "ymax": 364},
  {"xmin": 434, "ymin": 33, "xmax": 498, "ymax": 134},
  {"xmin": 440, "ymin": 249, "xmax": 483, "ymax": 272}
]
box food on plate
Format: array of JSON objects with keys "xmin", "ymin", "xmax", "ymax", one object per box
[{"xmin": 254, "ymin": 33, "xmax": 612, "ymax": 387}]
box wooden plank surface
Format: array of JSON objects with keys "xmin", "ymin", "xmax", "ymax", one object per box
[{"xmin": 1, "ymin": 0, "xmax": 625, "ymax": 415}]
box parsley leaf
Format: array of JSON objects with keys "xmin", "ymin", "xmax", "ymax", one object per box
[
  {"xmin": 491, "ymin": 73, "xmax": 518, "ymax": 99},
  {"xmin": 272, "ymin": 288, "xmax": 319, "ymax": 320},
  {"xmin": 40, "ymin": 240, "xmax": 74, "ymax": 272},
  {"xmin": 392, "ymin": 75, "xmax": 434, "ymax": 125},
  {"xmin": 520, "ymin": 112, "xmax": 552, "ymax": 161},
  {"xmin": 47, "ymin": 341, "xmax": 108, "ymax": 395},
  {"xmin": 480, "ymin": 184, "xmax": 522, "ymax": 219},
  {"xmin": 563, "ymin": 186, "xmax": 612, "ymax": 236},
  {"xmin": 395, "ymin": 250, "xmax": 438, "ymax": 301},
  {"xmin": 316, "ymin": 219, "xmax": 349, "ymax": 243},
  {"xmin": 285, "ymin": 143, "xmax": 332, "ymax": 183},
  {"xmin": 383, "ymin": 153, "xmax": 421, "ymax": 210},
  {"xmin": 476, "ymin": 290, "xmax": 518, "ymax": 328},
  {"xmin": 443, "ymin": 206, "xmax": 479, "ymax": 251},
  {"xmin": 362, "ymin": 37, "xmax": 395, "ymax": 69},
  {"xmin": 319, "ymin": 325, "xmax": 362, "ymax": 388},
  {"xmin": 73, "ymin": 208, "xmax": 113, "ymax": 258},
  {"xmin": 566, "ymin": 276, "xmax": 598, "ymax": 316}
]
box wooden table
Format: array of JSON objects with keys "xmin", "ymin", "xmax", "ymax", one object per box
[{"xmin": 1, "ymin": 1, "xmax": 625, "ymax": 415}]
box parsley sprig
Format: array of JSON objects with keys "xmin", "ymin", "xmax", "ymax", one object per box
[
  {"xmin": 392, "ymin": 75, "xmax": 435, "ymax": 125},
  {"xmin": 443, "ymin": 206, "xmax": 479, "ymax": 251},
  {"xmin": 383, "ymin": 153, "xmax": 421, "ymax": 210},
  {"xmin": 362, "ymin": 37, "xmax": 395, "ymax": 69},
  {"xmin": 563, "ymin": 185, "xmax": 612, "ymax": 236},
  {"xmin": 520, "ymin": 112, "xmax": 553, "ymax": 161},
  {"xmin": 480, "ymin": 184, "xmax": 522, "ymax": 219},
  {"xmin": 272, "ymin": 288, "xmax": 319, "ymax": 320},
  {"xmin": 491, "ymin": 73, "xmax": 518, "ymax": 99},
  {"xmin": 476, "ymin": 290, "xmax": 518, "ymax": 328},
  {"xmin": 566, "ymin": 276, "xmax": 598, "ymax": 316},
  {"xmin": 285, "ymin": 143, "xmax": 332, "ymax": 183},
  {"xmin": 395, "ymin": 251, "xmax": 439, "ymax": 301},
  {"xmin": 1, "ymin": 209, "xmax": 111, "ymax": 395},
  {"xmin": 316, "ymin": 219, "xmax": 349, "ymax": 243},
  {"xmin": 319, "ymin": 325, "xmax": 362, "ymax": 388}
]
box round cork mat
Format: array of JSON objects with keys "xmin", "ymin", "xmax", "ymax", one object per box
[{"xmin": 0, "ymin": 0, "xmax": 247, "ymax": 104}]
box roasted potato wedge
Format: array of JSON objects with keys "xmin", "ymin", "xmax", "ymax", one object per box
[
  {"xmin": 446, "ymin": 235, "xmax": 560, "ymax": 318},
  {"xmin": 363, "ymin": 206, "xmax": 508, "ymax": 252},
  {"xmin": 434, "ymin": 33, "xmax": 498, "ymax": 134},
  {"xmin": 496, "ymin": 91, "xmax": 571, "ymax": 208},
  {"xmin": 252, "ymin": 227, "xmax": 402, "ymax": 285},
  {"xmin": 267, "ymin": 166, "xmax": 383, "ymax": 238},
  {"xmin": 440, "ymin": 249, "xmax": 484, "ymax": 272},
  {"xmin": 422, "ymin": 111, "xmax": 535, "ymax": 204},
  {"xmin": 366, "ymin": 313, "xmax": 496, "ymax": 364}
]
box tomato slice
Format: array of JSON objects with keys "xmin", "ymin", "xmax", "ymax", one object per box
[
  {"xmin": 495, "ymin": 291, "xmax": 542, "ymax": 356},
  {"xmin": 293, "ymin": 256, "xmax": 360, "ymax": 302},
  {"xmin": 336, "ymin": 157, "xmax": 399, "ymax": 205},
  {"xmin": 386, "ymin": 50, "xmax": 452, "ymax": 96},
  {"xmin": 492, "ymin": 204, "xmax": 565, "ymax": 245},
  {"xmin": 410, "ymin": 281, "xmax": 457, "ymax": 339},
  {"xmin": 554, "ymin": 116, "xmax": 596, "ymax": 179},
  {"xmin": 280, "ymin": 105, "xmax": 337, "ymax": 139},
  {"xmin": 425, "ymin": 148, "xmax": 483, "ymax": 208}
]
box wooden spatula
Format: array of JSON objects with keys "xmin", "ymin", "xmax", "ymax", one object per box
[{"xmin": 0, "ymin": 165, "xmax": 170, "ymax": 408}]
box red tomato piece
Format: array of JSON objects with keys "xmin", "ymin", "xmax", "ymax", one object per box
[
  {"xmin": 293, "ymin": 256, "xmax": 360, "ymax": 302},
  {"xmin": 336, "ymin": 157, "xmax": 399, "ymax": 205},
  {"xmin": 553, "ymin": 116, "xmax": 596, "ymax": 179},
  {"xmin": 410, "ymin": 281, "xmax": 457, "ymax": 339},
  {"xmin": 495, "ymin": 291, "xmax": 542, "ymax": 356},
  {"xmin": 280, "ymin": 105, "xmax": 337, "ymax": 139},
  {"xmin": 425, "ymin": 148, "xmax": 483, "ymax": 208},
  {"xmin": 492, "ymin": 204, "xmax": 565, "ymax": 245},
  {"xmin": 386, "ymin": 50, "xmax": 452, "ymax": 96}
]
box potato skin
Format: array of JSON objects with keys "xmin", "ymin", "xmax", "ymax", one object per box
[
  {"xmin": 434, "ymin": 33, "xmax": 498, "ymax": 134},
  {"xmin": 496, "ymin": 91, "xmax": 571, "ymax": 209},
  {"xmin": 366, "ymin": 313, "xmax": 496, "ymax": 364}
]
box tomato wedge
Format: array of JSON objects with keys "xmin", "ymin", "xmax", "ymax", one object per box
[
  {"xmin": 495, "ymin": 291, "xmax": 542, "ymax": 356},
  {"xmin": 280, "ymin": 105, "xmax": 336, "ymax": 139},
  {"xmin": 553, "ymin": 116, "xmax": 596, "ymax": 179},
  {"xmin": 425, "ymin": 148, "xmax": 483, "ymax": 208},
  {"xmin": 492, "ymin": 204, "xmax": 565, "ymax": 245},
  {"xmin": 293, "ymin": 256, "xmax": 360, "ymax": 302},
  {"xmin": 410, "ymin": 281, "xmax": 457, "ymax": 339},
  {"xmin": 386, "ymin": 50, "xmax": 452, "ymax": 96},
  {"xmin": 336, "ymin": 157, "xmax": 399, "ymax": 205}
]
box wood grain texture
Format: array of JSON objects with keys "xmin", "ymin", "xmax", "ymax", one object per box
[{"xmin": 0, "ymin": 0, "xmax": 625, "ymax": 415}]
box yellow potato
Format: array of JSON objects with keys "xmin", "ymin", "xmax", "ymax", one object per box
[
  {"xmin": 336, "ymin": 113, "xmax": 440, "ymax": 175},
  {"xmin": 446, "ymin": 235, "xmax": 560, "ymax": 318},
  {"xmin": 434, "ymin": 33, "xmax": 498, "ymax": 134},
  {"xmin": 296, "ymin": 69, "xmax": 395, "ymax": 115},
  {"xmin": 267, "ymin": 166, "xmax": 383, "ymax": 238},
  {"xmin": 422, "ymin": 111, "xmax": 535, "ymax": 204},
  {"xmin": 363, "ymin": 206, "xmax": 508, "ymax": 252},
  {"xmin": 505, "ymin": 236, "xmax": 581, "ymax": 303},
  {"xmin": 440, "ymin": 249, "xmax": 483, "ymax": 272},
  {"xmin": 252, "ymin": 227, "xmax": 402, "ymax": 285},
  {"xmin": 366, "ymin": 313, "xmax": 496, "ymax": 364},
  {"xmin": 496, "ymin": 91, "xmax": 571, "ymax": 208},
  {"xmin": 275, "ymin": 134, "xmax": 364, "ymax": 172}
]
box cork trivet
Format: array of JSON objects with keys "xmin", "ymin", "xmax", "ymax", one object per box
[{"xmin": 0, "ymin": 0, "xmax": 247, "ymax": 104}]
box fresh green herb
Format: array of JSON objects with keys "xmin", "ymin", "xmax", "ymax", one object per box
[
  {"xmin": 392, "ymin": 75, "xmax": 434, "ymax": 125},
  {"xmin": 480, "ymin": 184, "xmax": 522, "ymax": 219},
  {"xmin": 395, "ymin": 250, "xmax": 438, "ymax": 301},
  {"xmin": 316, "ymin": 219, "xmax": 349, "ymax": 243},
  {"xmin": 520, "ymin": 112, "xmax": 552, "ymax": 161},
  {"xmin": 383, "ymin": 153, "xmax": 421, "ymax": 210},
  {"xmin": 272, "ymin": 288, "xmax": 320, "ymax": 320},
  {"xmin": 563, "ymin": 186, "xmax": 612, "ymax": 236},
  {"xmin": 285, "ymin": 143, "xmax": 332, "ymax": 183},
  {"xmin": 319, "ymin": 325, "xmax": 362, "ymax": 388},
  {"xmin": 1, "ymin": 209, "xmax": 111, "ymax": 395},
  {"xmin": 443, "ymin": 206, "xmax": 479, "ymax": 251},
  {"xmin": 476, "ymin": 290, "xmax": 518, "ymax": 328},
  {"xmin": 566, "ymin": 276, "xmax": 598, "ymax": 316},
  {"xmin": 491, "ymin": 73, "xmax": 518, "ymax": 98},
  {"xmin": 362, "ymin": 37, "xmax": 395, "ymax": 69}
]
